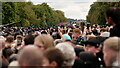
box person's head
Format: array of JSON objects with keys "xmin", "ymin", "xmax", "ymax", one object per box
[
  {"xmin": 14, "ymin": 32, "xmax": 21, "ymax": 40},
  {"xmin": 78, "ymin": 52, "xmax": 97, "ymax": 68},
  {"xmin": 83, "ymin": 38, "xmax": 101, "ymax": 55},
  {"xmin": 100, "ymin": 28, "xmax": 108, "ymax": 33},
  {"xmin": 74, "ymin": 47, "xmax": 84, "ymax": 59},
  {"xmin": 34, "ymin": 34, "xmax": 54, "ymax": 52},
  {"xmin": 62, "ymin": 29, "xmax": 67, "ymax": 34},
  {"xmin": 41, "ymin": 30, "xmax": 48, "ymax": 34},
  {"xmin": 55, "ymin": 42, "xmax": 76, "ymax": 66},
  {"xmin": 6, "ymin": 35, "xmax": 14, "ymax": 43},
  {"xmin": 54, "ymin": 39, "xmax": 63, "ymax": 46},
  {"xmin": 24, "ymin": 34, "xmax": 35, "ymax": 45},
  {"xmin": 44, "ymin": 48, "xmax": 65, "ymax": 67},
  {"xmin": 87, "ymin": 35, "xmax": 96, "ymax": 40},
  {"xmin": 72, "ymin": 28, "xmax": 82, "ymax": 39},
  {"xmin": 16, "ymin": 35, "xmax": 23, "ymax": 46},
  {"xmin": 2, "ymin": 47, "xmax": 14, "ymax": 59},
  {"xmin": 80, "ymin": 22, "xmax": 85, "ymax": 32},
  {"xmin": 103, "ymin": 37, "xmax": 120, "ymax": 66},
  {"xmin": 52, "ymin": 32, "xmax": 61, "ymax": 40},
  {"xmin": 18, "ymin": 45, "xmax": 44, "ymax": 67},
  {"xmin": 79, "ymin": 52, "xmax": 96, "ymax": 62},
  {"xmin": 84, "ymin": 44, "xmax": 100, "ymax": 56},
  {"xmin": 105, "ymin": 7, "xmax": 120, "ymax": 26}
]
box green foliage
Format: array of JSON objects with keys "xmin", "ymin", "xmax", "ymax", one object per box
[
  {"xmin": 2, "ymin": 2, "xmax": 19, "ymax": 24},
  {"xmin": 87, "ymin": 2, "xmax": 120, "ymax": 25},
  {"xmin": 32, "ymin": 3, "xmax": 67, "ymax": 27},
  {"xmin": 2, "ymin": 2, "xmax": 67, "ymax": 27},
  {"xmin": 23, "ymin": 19, "xmax": 30, "ymax": 27},
  {"xmin": 54, "ymin": 10, "xmax": 67, "ymax": 24}
]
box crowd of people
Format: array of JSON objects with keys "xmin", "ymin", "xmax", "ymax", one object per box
[{"xmin": 0, "ymin": 7, "xmax": 120, "ymax": 68}]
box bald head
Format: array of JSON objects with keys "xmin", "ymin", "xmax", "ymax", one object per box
[{"xmin": 18, "ymin": 45, "xmax": 44, "ymax": 66}]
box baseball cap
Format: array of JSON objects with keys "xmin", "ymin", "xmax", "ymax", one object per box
[{"xmin": 82, "ymin": 38, "xmax": 101, "ymax": 47}]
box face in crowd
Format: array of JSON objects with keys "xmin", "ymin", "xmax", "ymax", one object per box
[
  {"xmin": 103, "ymin": 37, "xmax": 120, "ymax": 66},
  {"xmin": 84, "ymin": 44, "xmax": 100, "ymax": 56},
  {"xmin": 34, "ymin": 34, "xmax": 54, "ymax": 52},
  {"xmin": 72, "ymin": 28, "xmax": 82, "ymax": 40}
]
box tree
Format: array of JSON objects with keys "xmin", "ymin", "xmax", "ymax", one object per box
[
  {"xmin": 2, "ymin": 2, "xmax": 67, "ymax": 27},
  {"xmin": 87, "ymin": 2, "xmax": 120, "ymax": 25},
  {"xmin": 32, "ymin": 3, "xmax": 67, "ymax": 27},
  {"xmin": 2, "ymin": 2, "xmax": 19, "ymax": 24},
  {"xmin": 54, "ymin": 10, "xmax": 67, "ymax": 24}
]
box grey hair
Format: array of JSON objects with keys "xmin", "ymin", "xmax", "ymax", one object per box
[
  {"xmin": 54, "ymin": 39, "xmax": 63, "ymax": 46},
  {"xmin": 55, "ymin": 42, "xmax": 76, "ymax": 66}
]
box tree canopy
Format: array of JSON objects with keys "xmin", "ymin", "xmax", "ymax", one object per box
[
  {"xmin": 87, "ymin": 2, "xmax": 120, "ymax": 25},
  {"xmin": 2, "ymin": 2, "xmax": 67, "ymax": 27}
]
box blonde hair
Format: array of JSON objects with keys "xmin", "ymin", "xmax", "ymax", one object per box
[
  {"xmin": 104, "ymin": 37, "xmax": 120, "ymax": 52},
  {"xmin": 87, "ymin": 35, "xmax": 96, "ymax": 40},
  {"xmin": 34, "ymin": 34, "xmax": 54, "ymax": 49}
]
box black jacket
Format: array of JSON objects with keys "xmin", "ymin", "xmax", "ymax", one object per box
[{"xmin": 110, "ymin": 25, "xmax": 120, "ymax": 37}]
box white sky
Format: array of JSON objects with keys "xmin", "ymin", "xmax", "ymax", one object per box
[{"xmin": 26, "ymin": 0, "xmax": 97, "ymax": 20}]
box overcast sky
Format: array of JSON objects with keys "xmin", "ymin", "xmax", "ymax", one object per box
[{"xmin": 26, "ymin": 0, "xmax": 97, "ymax": 20}]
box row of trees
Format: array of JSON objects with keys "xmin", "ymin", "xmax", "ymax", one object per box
[
  {"xmin": 2, "ymin": 2, "xmax": 67, "ymax": 27},
  {"xmin": 87, "ymin": 2, "xmax": 120, "ymax": 25}
]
